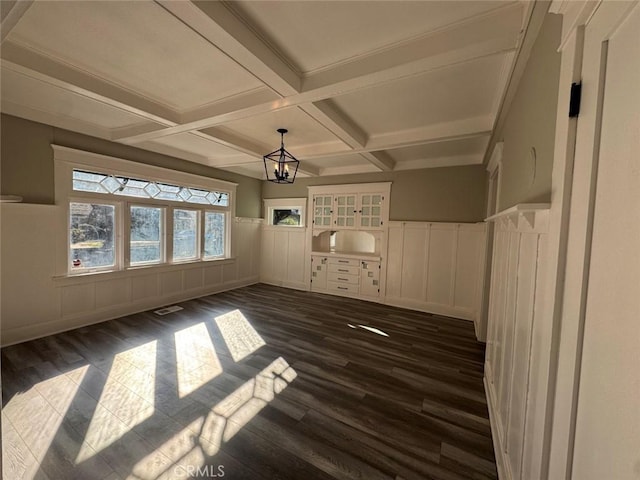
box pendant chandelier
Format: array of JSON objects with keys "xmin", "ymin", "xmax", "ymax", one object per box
[{"xmin": 263, "ymin": 128, "xmax": 300, "ymax": 184}]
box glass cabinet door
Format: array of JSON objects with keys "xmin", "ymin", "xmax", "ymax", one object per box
[
  {"xmin": 334, "ymin": 194, "xmax": 357, "ymax": 228},
  {"xmin": 313, "ymin": 195, "xmax": 333, "ymax": 227},
  {"xmin": 359, "ymin": 194, "xmax": 383, "ymax": 228}
]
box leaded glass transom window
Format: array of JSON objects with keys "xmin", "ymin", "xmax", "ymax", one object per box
[{"xmin": 73, "ymin": 170, "xmax": 229, "ymax": 206}]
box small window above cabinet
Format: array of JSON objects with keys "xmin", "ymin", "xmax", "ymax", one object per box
[{"xmin": 309, "ymin": 183, "xmax": 390, "ymax": 232}]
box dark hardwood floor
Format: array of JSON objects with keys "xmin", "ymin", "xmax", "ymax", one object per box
[{"xmin": 1, "ymin": 284, "xmax": 496, "ymax": 480}]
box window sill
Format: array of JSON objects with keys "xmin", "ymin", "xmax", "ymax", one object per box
[{"xmin": 53, "ymin": 257, "xmax": 236, "ymax": 285}]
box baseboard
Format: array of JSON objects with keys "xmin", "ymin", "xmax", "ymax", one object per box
[
  {"xmin": 259, "ymin": 277, "xmax": 309, "ymax": 292},
  {"xmin": 384, "ymin": 296, "xmax": 476, "ymax": 321},
  {"xmin": 1, "ymin": 276, "xmax": 259, "ymax": 347},
  {"xmin": 484, "ymin": 362, "xmax": 511, "ymax": 480}
]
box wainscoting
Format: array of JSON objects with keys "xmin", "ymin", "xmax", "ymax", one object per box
[
  {"xmin": 0, "ymin": 204, "xmax": 261, "ymax": 346},
  {"xmin": 484, "ymin": 206, "xmax": 549, "ymax": 480},
  {"xmin": 259, "ymin": 225, "xmax": 308, "ymax": 291},
  {"xmin": 385, "ymin": 222, "xmax": 486, "ymax": 323}
]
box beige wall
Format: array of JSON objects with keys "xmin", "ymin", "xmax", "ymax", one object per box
[
  {"xmin": 0, "ymin": 114, "xmax": 263, "ymax": 218},
  {"xmin": 495, "ymin": 13, "xmax": 562, "ymax": 210},
  {"xmin": 263, "ymin": 166, "xmax": 488, "ymax": 223}
]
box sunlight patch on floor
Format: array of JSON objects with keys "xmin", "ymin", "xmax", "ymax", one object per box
[
  {"xmin": 347, "ymin": 323, "xmax": 389, "ymax": 336},
  {"xmin": 357, "ymin": 324, "xmax": 389, "ymax": 337},
  {"xmin": 131, "ymin": 357, "xmax": 296, "ymax": 480},
  {"xmin": 175, "ymin": 323, "xmax": 222, "ymax": 398},
  {"xmin": 215, "ymin": 310, "xmax": 266, "ymax": 362},
  {"xmin": 77, "ymin": 341, "xmax": 156, "ymax": 462},
  {"xmin": 2, "ymin": 365, "xmax": 88, "ymax": 477}
]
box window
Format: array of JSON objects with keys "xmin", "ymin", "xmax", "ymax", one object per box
[
  {"xmin": 264, "ymin": 198, "xmax": 306, "ymax": 227},
  {"xmin": 173, "ymin": 209, "xmax": 199, "ymax": 261},
  {"xmin": 72, "ymin": 170, "xmax": 229, "ymax": 206},
  {"xmin": 70, "ymin": 202, "xmax": 115, "ymax": 271},
  {"xmin": 130, "ymin": 206, "xmax": 163, "ymax": 265},
  {"xmin": 272, "ymin": 208, "xmax": 302, "ymax": 226},
  {"xmin": 204, "ymin": 212, "xmax": 225, "ymax": 258},
  {"xmin": 55, "ymin": 147, "xmax": 235, "ymax": 276}
]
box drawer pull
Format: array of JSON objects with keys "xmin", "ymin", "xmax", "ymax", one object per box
[
  {"xmin": 337, "ymin": 286, "xmax": 348, "ymax": 290},
  {"xmin": 338, "ymin": 277, "xmax": 348, "ymax": 281},
  {"xmin": 338, "ymin": 260, "xmax": 349, "ymax": 263},
  {"xmin": 338, "ymin": 269, "xmax": 349, "ymax": 272}
]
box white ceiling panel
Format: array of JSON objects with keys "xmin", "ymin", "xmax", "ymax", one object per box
[
  {"xmin": 387, "ymin": 136, "xmax": 490, "ymax": 164},
  {"xmin": 0, "ymin": 66, "xmax": 148, "ymax": 129},
  {"xmin": 230, "ymin": 1, "xmax": 510, "ymax": 73},
  {"xmin": 219, "ymin": 106, "xmax": 350, "ymax": 153},
  {"xmin": 150, "ymin": 132, "xmax": 246, "ymax": 160},
  {"xmin": 329, "ymin": 53, "xmax": 510, "ymax": 135},
  {"xmin": 7, "ymin": 1, "xmax": 264, "ymax": 111}
]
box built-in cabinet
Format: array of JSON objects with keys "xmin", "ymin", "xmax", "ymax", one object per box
[
  {"xmin": 312, "ymin": 189, "xmax": 386, "ymax": 230},
  {"xmin": 309, "ymin": 183, "xmax": 391, "ymax": 303},
  {"xmin": 311, "ymin": 254, "xmax": 381, "ymax": 299}
]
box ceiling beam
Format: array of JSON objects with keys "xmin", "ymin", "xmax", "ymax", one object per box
[
  {"xmin": 299, "ymin": 100, "xmax": 366, "ymax": 149},
  {"xmin": 159, "ymin": 0, "xmax": 301, "ymax": 96},
  {"xmin": 1, "ymin": 0, "xmax": 33, "ymax": 43},
  {"xmin": 359, "ymin": 151, "xmax": 396, "ymax": 172}
]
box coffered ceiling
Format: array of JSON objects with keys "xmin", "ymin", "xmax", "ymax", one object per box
[{"xmin": 0, "ymin": 1, "xmax": 531, "ymax": 179}]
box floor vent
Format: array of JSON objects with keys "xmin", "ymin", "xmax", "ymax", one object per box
[{"xmin": 154, "ymin": 305, "xmax": 184, "ymax": 316}]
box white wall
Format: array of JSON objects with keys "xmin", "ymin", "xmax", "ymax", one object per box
[
  {"xmin": 259, "ymin": 226, "xmax": 308, "ymax": 291},
  {"xmin": 385, "ymin": 222, "xmax": 486, "ymax": 322},
  {"xmin": 484, "ymin": 207, "xmax": 549, "ymax": 480},
  {"xmin": 0, "ymin": 205, "xmax": 261, "ymax": 346}
]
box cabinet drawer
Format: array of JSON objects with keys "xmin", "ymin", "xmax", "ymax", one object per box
[
  {"xmin": 328, "ymin": 272, "xmax": 359, "ymax": 284},
  {"xmin": 327, "ymin": 282, "xmax": 359, "ymax": 294},
  {"xmin": 327, "ymin": 257, "xmax": 360, "ymax": 267},
  {"xmin": 328, "ymin": 264, "xmax": 360, "ymax": 275}
]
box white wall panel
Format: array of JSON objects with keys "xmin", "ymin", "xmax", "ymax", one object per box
[
  {"xmin": 484, "ymin": 207, "xmax": 549, "ymax": 480},
  {"xmin": 505, "ymin": 232, "xmax": 539, "ymax": 480},
  {"xmin": 131, "ymin": 274, "xmax": 159, "ymax": 301},
  {"xmin": 401, "ymin": 225, "xmax": 428, "ymax": 301},
  {"xmin": 0, "ymin": 204, "xmax": 59, "ymax": 327},
  {"xmin": 385, "ymin": 224, "xmax": 404, "ymax": 298},
  {"xmin": 273, "ymin": 230, "xmax": 289, "ymax": 282},
  {"xmin": 260, "ymin": 226, "xmax": 308, "ymax": 290},
  {"xmin": 204, "ymin": 264, "xmax": 223, "ymax": 287},
  {"xmin": 286, "ymin": 230, "xmax": 307, "ymax": 285},
  {"xmin": 183, "ymin": 267, "xmax": 203, "ymax": 291},
  {"xmin": 426, "ymin": 226, "xmax": 455, "ymax": 306},
  {"xmin": 61, "ymin": 283, "xmax": 95, "ymax": 316},
  {"xmin": 454, "ymin": 226, "xmax": 484, "ymax": 310},
  {"xmin": 160, "ymin": 271, "xmax": 182, "ymax": 296},
  {"xmin": 95, "ymin": 278, "xmax": 131, "ymax": 309},
  {"xmin": 385, "ymin": 221, "xmax": 486, "ymax": 322}
]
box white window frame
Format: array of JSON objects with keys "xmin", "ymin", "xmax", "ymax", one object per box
[
  {"xmin": 53, "ymin": 145, "xmax": 237, "ymax": 276},
  {"xmin": 172, "ymin": 207, "xmax": 201, "ymax": 263},
  {"xmin": 203, "ymin": 210, "xmax": 227, "ymax": 260},
  {"xmin": 128, "ymin": 204, "xmax": 166, "ymax": 267},
  {"xmin": 68, "ymin": 198, "xmax": 123, "ymax": 274},
  {"xmin": 263, "ymin": 198, "xmax": 307, "ymax": 227}
]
